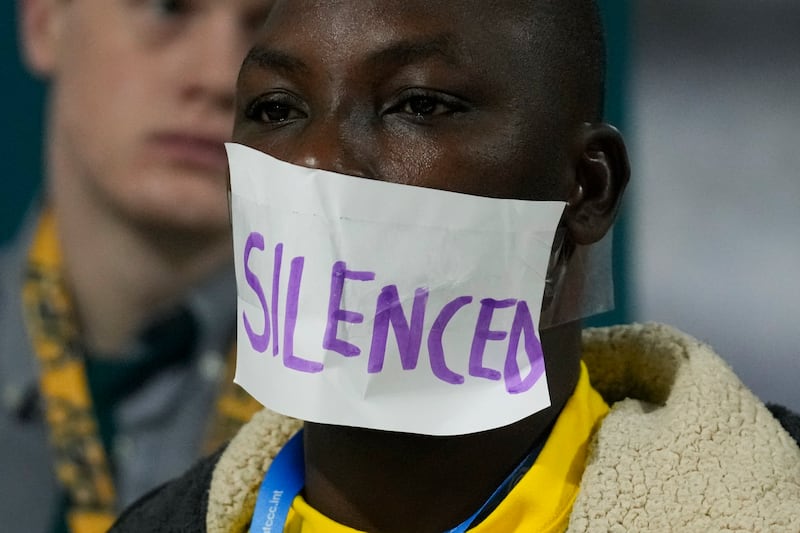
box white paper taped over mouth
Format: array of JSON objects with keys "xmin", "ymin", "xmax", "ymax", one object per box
[{"xmin": 227, "ymin": 142, "xmax": 566, "ymax": 436}]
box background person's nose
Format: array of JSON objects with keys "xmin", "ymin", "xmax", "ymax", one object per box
[{"xmin": 176, "ymin": 12, "xmax": 250, "ymax": 111}]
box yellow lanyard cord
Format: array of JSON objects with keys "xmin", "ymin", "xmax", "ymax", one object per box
[{"xmin": 22, "ymin": 211, "xmax": 261, "ymax": 533}]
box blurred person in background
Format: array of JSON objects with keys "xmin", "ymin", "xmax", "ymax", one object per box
[{"xmin": 0, "ymin": 1, "xmax": 270, "ymax": 531}]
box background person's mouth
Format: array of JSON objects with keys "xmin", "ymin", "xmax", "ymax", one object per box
[{"xmin": 149, "ymin": 132, "xmax": 229, "ymax": 173}]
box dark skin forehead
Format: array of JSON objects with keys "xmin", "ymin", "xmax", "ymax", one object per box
[
  {"xmin": 249, "ymin": 0, "xmax": 562, "ymax": 112},
  {"xmin": 260, "ymin": 0, "xmax": 533, "ymax": 51},
  {"xmin": 235, "ymin": 0, "xmax": 578, "ymax": 200}
]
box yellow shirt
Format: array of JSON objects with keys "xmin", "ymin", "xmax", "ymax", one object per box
[{"xmin": 284, "ymin": 363, "xmax": 608, "ymax": 532}]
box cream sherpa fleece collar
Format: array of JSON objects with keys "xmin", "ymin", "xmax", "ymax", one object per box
[
  {"xmin": 207, "ymin": 409, "xmax": 302, "ymax": 532},
  {"xmin": 571, "ymin": 323, "xmax": 800, "ymax": 532},
  {"xmin": 207, "ymin": 323, "xmax": 800, "ymax": 532}
]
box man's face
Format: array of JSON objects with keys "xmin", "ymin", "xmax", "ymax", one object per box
[
  {"xmin": 234, "ymin": 0, "xmax": 577, "ymax": 202},
  {"xmin": 27, "ymin": 0, "xmax": 270, "ymax": 233}
]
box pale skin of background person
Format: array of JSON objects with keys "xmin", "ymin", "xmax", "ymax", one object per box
[
  {"xmin": 9, "ymin": 1, "xmax": 266, "ymax": 527},
  {"xmin": 19, "ymin": 0, "xmax": 269, "ymax": 356}
]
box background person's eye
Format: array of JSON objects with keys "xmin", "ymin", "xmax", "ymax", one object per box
[
  {"xmin": 127, "ymin": 0, "xmax": 196, "ymax": 41},
  {"xmin": 150, "ymin": 0, "xmax": 191, "ymax": 17}
]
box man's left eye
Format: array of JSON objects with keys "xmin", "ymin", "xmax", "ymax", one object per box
[
  {"xmin": 403, "ymin": 96, "xmax": 442, "ymax": 117},
  {"xmin": 387, "ymin": 91, "xmax": 468, "ymax": 120}
]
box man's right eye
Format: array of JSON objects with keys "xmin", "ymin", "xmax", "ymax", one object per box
[{"xmin": 245, "ymin": 96, "xmax": 306, "ymax": 124}]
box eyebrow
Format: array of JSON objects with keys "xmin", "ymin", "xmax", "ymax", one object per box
[{"xmin": 242, "ymin": 46, "xmax": 309, "ymax": 75}]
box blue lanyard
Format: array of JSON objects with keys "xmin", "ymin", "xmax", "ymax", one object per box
[
  {"xmin": 249, "ymin": 430, "xmax": 543, "ymax": 533},
  {"xmin": 250, "ymin": 430, "xmax": 306, "ymax": 533}
]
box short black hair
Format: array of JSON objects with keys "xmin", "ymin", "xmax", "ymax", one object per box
[
  {"xmin": 517, "ymin": 0, "xmax": 606, "ymax": 122},
  {"xmin": 550, "ymin": 0, "xmax": 606, "ymax": 121}
]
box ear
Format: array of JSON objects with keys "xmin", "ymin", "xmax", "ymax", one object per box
[
  {"xmin": 18, "ymin": 0, "xmax": 66, "ymax": 77},
  {"xmin": 563, "ymin": 123, "xmax": 630, "ymax": 245}
]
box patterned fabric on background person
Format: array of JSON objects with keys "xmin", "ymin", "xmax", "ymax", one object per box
[{"xmin": 21, "ymin": 210, "xmax": 262, "ymax": 533}]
